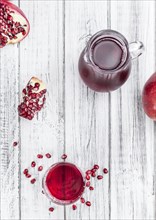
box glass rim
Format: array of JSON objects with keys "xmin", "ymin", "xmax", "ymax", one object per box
[
  {"xmin": 86, "ymin": 29, "xmax": 131, "ymax": 73},
  {"xmin": 42, "ymin": 161, "xmax": 86, "ymax": 206}
]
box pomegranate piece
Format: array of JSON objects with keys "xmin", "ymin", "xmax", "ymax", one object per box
[
  {"xmin": 49, "ymin": 207, "xmax": 54, "ymax": 212},
  {"xmin": 103, "ymin": 168, "xmax": 108, "ymax": 174},
  {"xmin": 0, "ymin": 0, "xmax": 30, "ymax": 48},
  {"xmin": 72, "ymin": 204, "xmax": 77, "ymax": 210},
  {"xmin": 18, "ymin": 77, "xmax": 46, "ymax": 120},
  {"xmin": 142, "ymin": 72, "xmax": 156, "ymax": 120}
]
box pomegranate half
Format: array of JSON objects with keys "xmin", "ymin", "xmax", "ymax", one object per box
[
  {"xmin": 0, "ymin": 0, "xmax": 30, "ymax": 48},
  {"xmin": 18, "ymin": 77, "xmax": 46, "ymax": 120},
  {"xmin": 142, "ymin": 72, "xmax": 156, "ymax": 121}
]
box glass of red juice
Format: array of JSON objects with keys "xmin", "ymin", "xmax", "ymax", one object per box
[
  {"xmin": 42, "ymin": 162, "xmax": 85, "ymax": 205},
  {"xmin": 78, "ymin": 29, "xmax": 144, "ymax": 92}
]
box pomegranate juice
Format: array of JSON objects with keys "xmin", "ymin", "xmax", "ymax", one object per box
[
  {"xmin": 78, "ymin": 31, "xmax": 132, "ymax": 92},
  {"xmin": 43, "ymin": 162, "xmax": 85, "ymax": 205}
]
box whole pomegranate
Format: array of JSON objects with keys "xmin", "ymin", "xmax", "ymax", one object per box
[
  {"xmin": 0, "ymin": 0, "xmax": 30, "ymax": 48},
  {"xmin": 142, "ymin": 72, "xmax": 156, "ymax": 120}
]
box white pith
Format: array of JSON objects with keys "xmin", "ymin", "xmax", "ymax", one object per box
[{"xmin": 22, "ymin": 77, "xmax": 46, "ymax": 97}]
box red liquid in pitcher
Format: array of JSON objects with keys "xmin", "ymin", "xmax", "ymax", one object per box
[
  {"xmin": 79, "ymin": 36, "xmax": 131, "ymax": 92},
  {"xmin": 44, "ymin": 162, "xmax": 85, "ymax": 204}
]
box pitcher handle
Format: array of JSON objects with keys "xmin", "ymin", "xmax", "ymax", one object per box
[{"xmin": 129, "ymin": 41, "xmax": 145, "ymax": 60}]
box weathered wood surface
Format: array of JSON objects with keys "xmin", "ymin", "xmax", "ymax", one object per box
[{"xmin": 0, "ymin": 0, "xmax": 156, "ymax": 219}]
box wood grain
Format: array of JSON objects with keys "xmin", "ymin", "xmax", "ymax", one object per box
[
  {"xmin": 0, "ymin": 0, "xmax": 156, "ymax": 220},
  {"xmin": 65, "ymin": 1, "xmax": 109, "ymax": 219}
]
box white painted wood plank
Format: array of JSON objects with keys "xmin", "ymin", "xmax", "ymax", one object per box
[
  {"xmin": 19, "ymin": 1, "xmax": 65, "ymax": 219},
  {"xmin": 110, "ymin": 1, "xmax": 156, "ymax": 219},
  {"xmin": 65, "ymin": 1, "xmax": 109, "ymax": 219},
  {"xmin": 0, "ymin": 1, "xmax": 20, "ymax": 219}
]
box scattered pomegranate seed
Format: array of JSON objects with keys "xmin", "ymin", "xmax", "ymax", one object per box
[
  {"xmin": 97, "ymin": 175, "xmax": 103, "ymax": 180},
  {"xmin": 86, "ymin": 170, "xmax": 92, "ymax": 175},
  {"xmin": 61, "ymin": 154, "xmax": 67, "ymax": 160},
  {"xmin": 31, "ymin": 161, "xmax": 36, "ymax": 167},
  {"xmin": 86, "ymin": 181, "xmax": 90, "ymax": 187},
  {"xmin": 72, "ymin": 204, "xmax": 77, "ymax": 210},
  {"xmin": 45, "ymin": 153, "xmax": 51, "ymax": 158},
  {"xmin": 37, "ymin": 154, "xmax": 43, "ymax": 159},
  {"xmin": 0, "ymin": 1, "xmax": 29, "ymax": 48},
  {"xmin": 49, "ymin": 207, "xmax": 54, "ymax": 212},
  {"xmin": 89, "ymin": 186, "xmax": 94, "ymax": 190},
  {"xmin": 91, "ymin": 168, "xmax": 97, "ymax": 173},
  {"xmin": 86, "ymin": 175, "xmax": 90, "ymax": 180},
  {"xmin": 80, "ymin": 197, "xmax": 85, "ymax": 203},
  {"xmin": 103, "ymin": 168, "xmax": 108, "ymax": 174},
  {"xmin": 23, "ymin": 169, "xmax": 28, "ymax": 175},
  {"xmin": 38, "ymin": 166, "xmax": 43, "ymax": 171},
  {"xmin": 91, "ymin": 172, "xmax": 96, "ymax": 177},
  {"xmin": 94, "ymin": 164, "xmax": 99, "ymax": 170},
  {"xmin": 13, "ymin": 142, "xmax": 18, "ymax": 147},
  {"xmin": 26, "ymin": 173, "xmax": 31, "ymax": 178},
  {"xmin": 30, "ymin": 178, "xmax": 36, "ymax": 184},
  {"xmin": 86, "ymin": 201, "xmax": 91, "ymax": 207}
]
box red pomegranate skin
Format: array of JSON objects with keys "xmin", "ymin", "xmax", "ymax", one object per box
[{"xmin": 142, "ymin": 72, "xmax": 156, "ymax": 120}]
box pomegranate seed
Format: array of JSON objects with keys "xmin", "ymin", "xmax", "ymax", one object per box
[
  {"xmin": 45, "ymin": 153, "xmax": 51, "ymax": 158},
  {"xmin": 86, "ymin": 201, "xmax": 91, "ymax": 207},
  {"xmin": 61, "ymin": 154, "xmax": 67, "ymax": 160},
  {"xmin": 72, "ymin": 204, "xmax": 77, "ymax": 210},
  {"xmin": 91, "ymin": 172, "xmax": 96, "ymax": 177},
  {"xmin": 86, "ymin": 175, "xmax": 90, "ymax": 180},
  {"xmin": 31, "ymin": 161, "xmax": 36, "ymax": 167},
  {"xmin": 94, "ymin": 164, "xmax": 99, "ymax": 170},
  {"xmin": 86, "ymin": 170, "xmax": 92, "ymax": 175},
  {"xmin": 49, "ymin": 207, "xmax": 54, "ymax": 212},
  {"xmin": 26, "ymin": 173, "xmax": 31, "ymax": 178},
  {"xmin": 38, "ymin": 166, "xmax": 43, "ymax": 171},
  {"xmin": 37, "ymin": 154, "xmax": 43, "ymax": 159},
  {"xmin": 91, "ymin": 168, "xmax": 97, "ymax": 173},
  {"xmin": 103, "ymin": 168, "xmax": 108, "ymax": 174},
  {"xmin": 89, "ymin": 186, "xmax": 94, "ymax": 190},
  {"xmin": 97, "ymin": 175, "xmax": 103, "ymax": 180},
  {"xmin": 34, "ymin": 82, "xmax": 40, "ymax": 88},
  {"xmin": 13, "ymin": 141, "xmax": 18, "ymax": 147},
  {"xmin": 86, "ymin": 181, "xmax": 90, "ymax": 187},
  {"xmin": 80, "ymin": 197, "xmax": 85, "ymax": 203},
  {"xmin": 30, "ymin": 178, "xmax": 36, "ymax": 184},
  {"xmin": 23, "ymin": 169, "xmax": 28, "ymax": 175}
]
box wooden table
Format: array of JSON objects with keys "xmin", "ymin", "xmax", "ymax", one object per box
[{"xmin": 1, "ymin": 0, "xmax": 156, "ymax": 219}]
